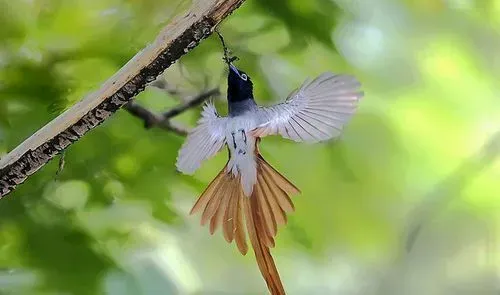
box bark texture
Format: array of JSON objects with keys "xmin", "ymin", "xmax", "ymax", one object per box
[{"xmin": 0, "ymin": 0, "xmax": 246, "ymax": 198}]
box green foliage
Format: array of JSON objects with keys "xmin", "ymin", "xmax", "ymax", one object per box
[{"xmin": 0, "ymin": 0, "xmax": 500, "ymax": 294}]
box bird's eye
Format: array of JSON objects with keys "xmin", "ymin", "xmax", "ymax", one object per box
[{"xmin": 241, "ymin": 73, "xmax": 248, "ymax": 81}]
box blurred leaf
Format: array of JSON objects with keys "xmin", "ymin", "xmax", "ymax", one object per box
[
  {"xmin": 0, "ymin": 0, "xmax": 498, "ymax": 294},
  {"xmin": 254, "ymin": 0, "xmax": 341, "ymax": 49},
  {"xmin": 44, "ymin": 180, "xmax": 90, "ymax": 211}
]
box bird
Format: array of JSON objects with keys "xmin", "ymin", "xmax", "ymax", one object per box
[{"xmin": 176, "ymin": 62, "xmax": 363, "ymax": 295}]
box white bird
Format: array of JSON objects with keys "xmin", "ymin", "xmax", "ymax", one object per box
[{"xmin": 176, "ymin": 63, "xmax": 364, "ymax": 295}]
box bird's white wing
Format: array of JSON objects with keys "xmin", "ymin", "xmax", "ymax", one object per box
[
  {"xmin": 252, "ymin": 72, "xmax": 363, "ymax": 142},
  {"xmin": 176, "ymin": 102, "xmax": 227, "ymax": 174}
]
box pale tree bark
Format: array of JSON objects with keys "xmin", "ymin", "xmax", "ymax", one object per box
[{"xmin": 0, "ymin": 0, "xmax": 246, "ymax": 198}]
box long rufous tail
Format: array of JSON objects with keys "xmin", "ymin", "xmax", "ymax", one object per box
[{"xmin": 189, "ymin": 145, "xmax": 300, "ymax": 295}]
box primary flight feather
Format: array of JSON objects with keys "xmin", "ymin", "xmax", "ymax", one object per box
[{"xmin": 176, "ymin": 63, "xmax": 363, "ymax": 295}]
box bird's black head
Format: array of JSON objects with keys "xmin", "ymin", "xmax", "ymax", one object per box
[{"xmin": 227, "ymin": 64, "xmax": 254, "ymax": 103}]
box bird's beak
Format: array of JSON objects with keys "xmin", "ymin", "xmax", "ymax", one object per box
[{"xmin": 229, "ymin": 63, "xmax": 239, "ymax": 75}]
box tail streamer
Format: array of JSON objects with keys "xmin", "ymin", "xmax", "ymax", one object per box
[{"xmin": 190, "ymin": 142, "xmax": 300, "ymax": 294}]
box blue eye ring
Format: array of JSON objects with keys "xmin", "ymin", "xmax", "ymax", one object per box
[{"xmin": 241, "ymin": 73, "xmax": 248, "ymax": 81}]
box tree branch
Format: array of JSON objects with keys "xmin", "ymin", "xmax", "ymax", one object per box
[
  {"xmin": 124, "ymin": 87, "xmax": 220, "ymax": 135},
  {"xmin": 163, "ymin": 88, "xmax": 220, "ymax": 118},
  {"xmin": 0, "ymin": 0, "xmax": 246, "ymax": 199}
]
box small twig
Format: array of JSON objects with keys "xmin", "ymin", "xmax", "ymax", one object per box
[
  {"xmin": 124, "ymin": 102, "xmax": 190, "ymax": 135},
  {"xmin": 124, "ymin": 102, "xmax": 163, "ymax": 129},
  {"xmin": 125, "ymin": 88, "xmax": 219, "ymax": 135},
  {"xmin": 151, "ymin": 79, "xmax": 180, "ymax": 96},
  {"xmin": 54, "ymin": 151, "xmax": 65, "ymax": 181},
  {"xmin": 162, "ymin": 88, "xmax": 219, "ymax": 118},
  {"xmin": 215, "ymin": 29, "xmax": 238, "ymax": 64},
  {"xmin": 165, "ymin": 121, "xmax": 190, "ymax": 136}
]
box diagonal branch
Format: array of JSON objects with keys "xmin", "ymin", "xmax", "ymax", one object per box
[
  {"xmin": 125, "ymin": 101, "xmax": 189, "ymax": 135},
  {"xmin": 124, "ymin": 87, "xmax": 220, "ymax": 135},
  {"xmin": 162, "ymin": 88, "xmax": 220, "ymax": 118},
  {"xmin": 0, "ymin": 0, "xmax": 246, "ymax": 199}
]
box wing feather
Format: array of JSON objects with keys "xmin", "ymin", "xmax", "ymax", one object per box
[
  {"xmin": 252, "ymin": 72, "xmax": 363, "ymax": 143},
  {"xmin": 176, "ymin": 102, "xmax": 227, "ymax": 174}
]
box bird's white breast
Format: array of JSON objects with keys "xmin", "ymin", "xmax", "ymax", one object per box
[{"xmin": 224, "ymin": 113, "xmax": 259, "ymax": 196}]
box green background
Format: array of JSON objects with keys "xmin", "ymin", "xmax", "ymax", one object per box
[{"xmin": 0, "ymin": 0, "xmax": 499, "ymax": 294}]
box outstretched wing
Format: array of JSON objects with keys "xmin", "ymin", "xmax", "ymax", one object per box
[
  {"xmin": 176, "ymin": 102, "xmax": 227, "ymax": 174},
  {"xmin": 252, "ymin": 72, "xmax": 363, "ymax": 142}
]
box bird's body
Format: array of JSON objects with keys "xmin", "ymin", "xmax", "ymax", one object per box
[
  {"xmin": 176, "ymin": 63, "xmax": 363, "ymax": 295},
  {"xmin": 225, "ymin": 115, "xmax": 259, "ymax": 194}
]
